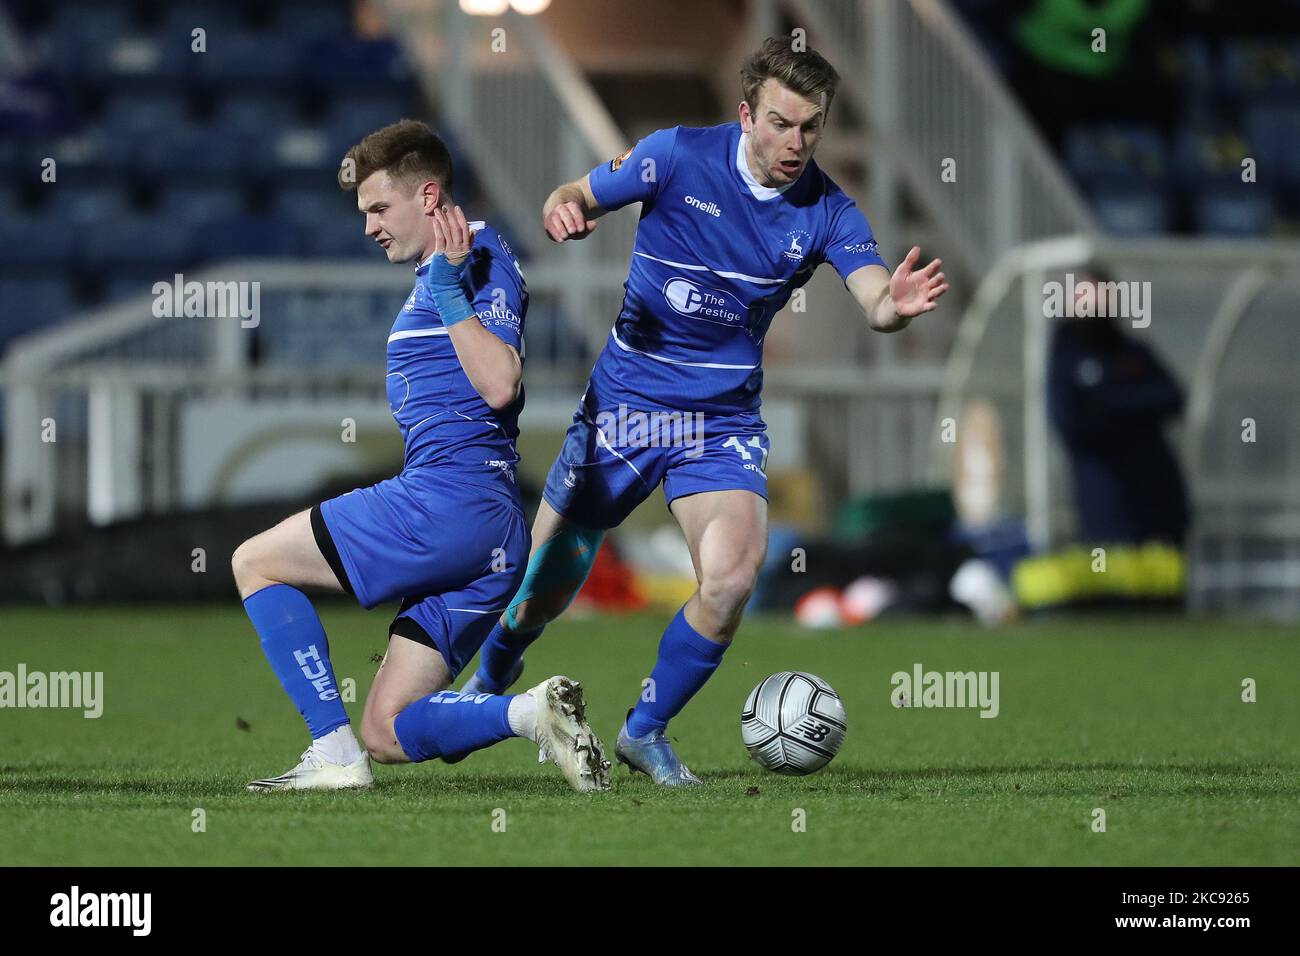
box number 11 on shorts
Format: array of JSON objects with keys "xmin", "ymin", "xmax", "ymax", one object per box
[{"xmin": 724, "ymin": 435, "xmax": 768, "ymax": 474}]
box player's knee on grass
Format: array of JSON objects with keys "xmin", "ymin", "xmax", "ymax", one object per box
[{"xmin": 360, "ymin": 713, "xmax": 408, "ymax": 765}]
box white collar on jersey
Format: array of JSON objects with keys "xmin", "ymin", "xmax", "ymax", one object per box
[
  {"xmin": 736, "ymin": 132, "xmax": 799, "ymax": 200},
  {"xmin": 416, "ymin": 219, "xmax": 487, "ymax": 269}
]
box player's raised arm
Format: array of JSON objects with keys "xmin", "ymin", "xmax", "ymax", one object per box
[
  {"xmin": 544, "ymin": 126, "xmax": 680, "ymax": 243},
  {"xmin": 845, "ymin": 247, "xmax": 949, "ymax": 334},
  {"xmin": 542, "ymin": 173, "xmax": 604, "ymax": 242},
  {"xmin": 427, "ymin": 205, "xmax": 522, "ymax": 410}
]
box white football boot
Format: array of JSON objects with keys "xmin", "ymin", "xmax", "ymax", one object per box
[
  {"xmin": 527, "ymin": 676, "xmax": 612, "ymax": 793},
  {"xmin": 246, "ymin": 745, "xmax": 373, "ymax": 792}
]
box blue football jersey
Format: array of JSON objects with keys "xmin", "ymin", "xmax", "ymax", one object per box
[
  {"xmin": 385, "ymin": 221, "xmax": 528, "ymax": 496},
  {"xmin": 585, "ymin": 121, "xmax": 887, "ymax": 414}
]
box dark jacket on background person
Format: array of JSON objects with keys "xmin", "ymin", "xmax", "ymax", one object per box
[{"xmin": 1047, "ymin": 316, "xmax": 1190, "ymax": 546}]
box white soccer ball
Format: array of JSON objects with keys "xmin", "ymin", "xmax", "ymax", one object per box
[{"xmin": 740, "ymin": 671, "xmax": 847, "ymax": 775}]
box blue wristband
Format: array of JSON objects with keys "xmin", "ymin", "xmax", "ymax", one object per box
[{"xmin": 422, "ymin": 254, "xmax": 476, "ymax": 327}]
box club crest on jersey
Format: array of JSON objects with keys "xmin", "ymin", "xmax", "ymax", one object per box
[
  {"xmin": 781, "ymin": 228, "xmax": 812, "ymax": 262},
  {"xmin": 662, "ymin": 277, "xmax": 745, "ymax": 328},
  {"xmin": 609, "ymin": 146, "xmax": 633, "ymax": 172}
]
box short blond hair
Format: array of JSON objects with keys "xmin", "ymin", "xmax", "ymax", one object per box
[{"xmin": 740, "ymin": 36, "xmax": 840, "ymax": 118}]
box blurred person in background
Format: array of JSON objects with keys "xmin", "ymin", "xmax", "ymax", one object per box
[{"xmin": 1047, "ymin": 266, "xmax": 1190, "ymax": 549}]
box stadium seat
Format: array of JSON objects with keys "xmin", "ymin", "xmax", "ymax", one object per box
[
  {"xmin": 82, "ymin": 214, "xmax": 196, "ymax": 269},
  {"xmin": 200, "ymin": 215, "xmax": 304, "ymax": 260},
  {"xmin": 303, "ymin": 36, "xmax": 411, "ymax": 91},
  {"xmin": 38, "ymin": 3, "xmax": 133, "ymax": 79},
  {"xmin": 269, "ymin": 126, "xmax": 335, "ymax": 173},
  {"xmin": 159, "ymin": 185, "xmax": 247, "ymax": 227},
  {"xmin": 274, "ymin": 2, "xmax": 355, "ymax": 42},
  {"xmin": 325, "ymin": 91, "xmax": 414, "ymax": 156},
  {"xmin": 101, "ymin": 92, "xmax": 191, "ymax": 138},
  {"xmin": 1169, "ymin": 127, "xmax": 1251, "ymax": 191},
  {"xmin": 1172, "ymin": 39, "xmax": 1219, "ymax": 126},
  {"xmin": 49, "ymin": 185, "xmax": 132, "ymax": 227},
  {"xmin": 139, "ymin": 122, "xmax": 248, "ymax": 178},
  {"xmin": 1063, "ymin": 124, "xmax": 1167, "ymax": 184},
  {"xmin": 0, "ymin": 216, "xmax": 78, "ymax": 268},
  {"xmin": 0, "ymin": 278, "xmax": 75, "ymax": 349},
  {"xmin": 1088, "ymin": 181, "xmax": 1171, "ymax": 236},
  {"xmin": 1244, "ymin": 105, "xmax": 1300, "ymax": 189},
  {"xmin": 270, "ymin": 185, "xmax": 357, "ymax": 253},
  {"xmin": 159, "ymin": 1, "xmax": 244, "ymax": 36},
  {"xmin": 1193, "ymin": 186, "xmax": 1276, "ymax": 236},
  {"xmin": 215, "ymin": 93, "xmax": 301, "ymax": 138},
  {"xmin": 1219, "ymin": 39, "xmax": 1300, "ymax": 99},
  {"xmin": 192, "ymin": 28, "xmax": 304, "ymax": 85}
]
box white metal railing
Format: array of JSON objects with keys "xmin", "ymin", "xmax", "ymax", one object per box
[
  {"xmin": 936, "ymin": 236, "xmax": 1300, "ymax": 618},
  {"xmin": 782, "ymin": 0, "xmax": 1098, "ymax": 277},
  {"xmin": 3, "ymin": 255, "xmax": 948, "ymax": 544},
  {"xmin": 0, "ymin": 259, "xmax": 615, "ymax": 544}
]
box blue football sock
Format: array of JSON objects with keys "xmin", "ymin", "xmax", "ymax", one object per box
[
  {"xmin": 243, "ymin": 584, "xmax": 349, "ymax": 739},
  {"xmin": 626, "ymin": 606, "xmax": 727, "ymax": 738},
  {"xmin": 394, "ymin": 690, "xmax": 516, "ymax": 762},
  {"xmin": 474, "ymin": 620, "xmax": 544, "ymax": 691}
]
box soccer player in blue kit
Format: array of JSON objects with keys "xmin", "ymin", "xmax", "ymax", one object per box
[
  {"xmin": 234, "ymin": 121, "xmax": 611, "ymax": 793},
  {"xmin": 461, "ymin": 39, "xmax": 950, "ymax": 785}
]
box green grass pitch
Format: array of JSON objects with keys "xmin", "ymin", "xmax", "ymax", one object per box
[{"xmin": 1, "ymin": 605, "xmax": 1297, "ymax": 866}]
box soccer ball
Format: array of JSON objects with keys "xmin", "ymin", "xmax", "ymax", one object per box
[{"xmin": 740, "ymin": 671, "xmax": 847, "ymax": 775}]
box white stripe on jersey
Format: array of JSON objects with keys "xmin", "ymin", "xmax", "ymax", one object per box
[
  {"xmin": 632, "ymin": 251, "xmax": 784, "ymax": 286},
  {"xmin": 610, "ymin": 329, "xmax": 759, "ymax": 370},
  {"xmin": 388, "ymin": 327, "xmax": 449, "ymax": 343}
]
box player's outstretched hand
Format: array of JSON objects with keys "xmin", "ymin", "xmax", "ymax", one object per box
[
  {"xmin": 544, "ymin": 200, "xmax": 597, "ymax": 242},
  {"xmin": 432, "ymin": 205, "xmax": 476, "ymax": 267},
  {"xmin": 890, "ymin": 246, "xmax": 949, "ymax": 318}
]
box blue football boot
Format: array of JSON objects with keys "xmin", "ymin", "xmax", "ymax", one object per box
[{"xmin": 614, "ymin": 713, "xmax": 703, "ymax": 787}]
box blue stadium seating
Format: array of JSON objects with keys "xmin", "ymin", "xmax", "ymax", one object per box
[
  {"xmin": 216, "ymin": 93, "xmax": 300, "ymax": 138},
  {"xmin": 0, "ymin": 278, "xmax": 75, "ymax": 348},
  {"xmin": 1087, "ymin": 181, "xmax": 1171, "ymax": 236},
  {"xmin": 957, "ymin": 5, "xmax": 1300, "ymax": 238},
  {"xmin": 200, "ymin": 215, "xmax": 304, "ymax": 260},
  {"xmin": 1063, "ymin": 124, "xmax": 1167, "ymax": 184},
  {"xmin": 159, "ymin": 185, "xmax": 247, "ymax": 227},
  {"xmin": 83, "ymin": 214, "xmax": 196, "ymax": 270},
  {"xmin": 1193, "ymin": 186, "xmax": 1277, "ymax": 236},
  {"xmin": 1244, "ymin": 105, "xmax": 1300, "ymax": 190}
]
